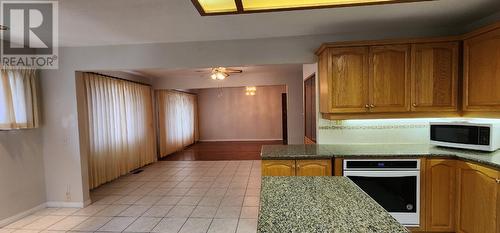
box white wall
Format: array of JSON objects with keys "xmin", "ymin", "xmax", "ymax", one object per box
[
  {"xmin": 0, "ymin": 129, "xmax": 46, "ymax": 222},
  {"xmin": 197, "ymin": 85, "xmax": 285, "ymax": 141},
  {"xmin": 38, "ymin": 26, "xmax": 462, "ymax": 207}
]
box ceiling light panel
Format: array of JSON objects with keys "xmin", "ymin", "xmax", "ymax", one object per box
[
  {"xmin": 197, "ymin": 0, "xmax": 238, "ymax": 13},
  {"xmin": 242, "ymin": 0, "xmax": 395, "ymax": 11}
]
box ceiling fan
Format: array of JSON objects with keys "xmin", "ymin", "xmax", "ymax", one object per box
[{"xmin": 209, "ymin": 67, "xmax": 242, "ymax": 80}]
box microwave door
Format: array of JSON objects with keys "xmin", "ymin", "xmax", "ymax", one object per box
[{"xmin": 431, "ymin": 125, "xmax": 479, "ymax": 144}]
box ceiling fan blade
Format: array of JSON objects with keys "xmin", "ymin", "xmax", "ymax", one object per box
[{"xmin": 225, "ymin": 68, "xmax": 243, "ymax": 73}]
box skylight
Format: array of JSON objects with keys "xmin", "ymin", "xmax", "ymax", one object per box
[{"xmin": 192, "ymin": 0, "xmax": 428, "ymax": 15}]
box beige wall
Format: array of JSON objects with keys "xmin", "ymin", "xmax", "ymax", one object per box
[
  {"xmin": 197, "ymin": 85, "xmax": 285, "ymax": 141},
  {"xmin": 0, "ymin": 129, "xmax": 46, "ymax": 221}
]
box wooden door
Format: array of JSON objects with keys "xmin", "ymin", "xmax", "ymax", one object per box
[
  {"xmin": 296, "ymin": 160, "xmax": 332, "ymax": 176},
  {"xmin": 411, "ymin": 42, "xmax": 459, "ymax": 112},
  {"xmin": 464, "ymin": 27, "xmax": 500, "ymax": 111},
  {"xmin": 262, "ymin": 160, "xmax": 295, "ymax": 176},
  {"xmin": 304, "ymin": 75, "xmax": 316, "ymax": 143},
  {"xmin": 369, "ymin": 45, "xmax": 411, "ymax": 112},
  {"xmin": 281, "ymin": 93, "xmax": 288, "ymax": 145},
  {"xmin": 320, "ymin": 47, "xmax": 369, "ymax": 113},
  {"xmin": 425, "ymin": 159, "xmax": 456, "ymax": 232},
  {"xmin": 456, "ymin": 161, "xmax": 499, "ymax": 233}
]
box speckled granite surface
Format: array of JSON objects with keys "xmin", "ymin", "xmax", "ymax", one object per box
[
  {"xmin": 261, "ymin": 144, "xmax": 500, "ymax": 169},
  {"xmin": 258, "ymin": 176, "xmax": 409, "ymax": 233}
]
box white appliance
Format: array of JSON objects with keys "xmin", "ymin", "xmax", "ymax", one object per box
[
  {"xmin": 343, "ymin": 159, "xmax": 420, "ymax": 226},
  {"xmin": 430, "ymin": 120, "xmax": 500, "ymax": 151}
]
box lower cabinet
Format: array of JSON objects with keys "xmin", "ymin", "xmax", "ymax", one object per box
[
  {"xmin": 262, "ymin": 159, "xmax": 332, "ymax": 176},
  {"xmin": 261, "ymin": 160, "xmax": 296, "ymax": 176},
  {"xmin": 296, "ymin": 160, "xmax": 332, "ymax": 176},
  {"xmin": 455, "ymin": 161, "xmax": 499, "ymax": 233},
  {"xmin": 425, "ymin": 159, "xmax": 456, "ymax": 232}
]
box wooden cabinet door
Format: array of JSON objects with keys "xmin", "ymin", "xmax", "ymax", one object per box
[
  {"xmin": 411, "ymin": 42, "xmax": 459, "ymax": 112},
  {"xmin": 456, "ymin": 161, "xmax": 499, "ymax": 233},
  {"xmin": 425, "ymin": 159, "xmax": 456, "ymax": 232},
  {"xmin": 262, "ymin": 160, "xmax": 295, "ymax": 176},
  {"xmin": 320, "ymin": 47, "xmax": 369, "ymax": 113},
  {"xmin": 464, "ymin": 27, "xmax": 500, "ymax": 111},
  {"xmin": 369, "ymin": 45, "xmax": 411, "ymax": 112},
  {"xmin": 296, "ymin": 160, "xmax": 332, "ymax": 176}
]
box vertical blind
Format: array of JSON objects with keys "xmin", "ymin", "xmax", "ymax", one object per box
[
  {"xmin": 80, "ymin": 73, "xmax": 156, "ymax": 189},
  {"xmin": 0, "ymin": 67, "xmax": 39, "ymax": 129},
  {"xmin": 157, "ymin": 90, "xmax": 199, "ymax": 157}
]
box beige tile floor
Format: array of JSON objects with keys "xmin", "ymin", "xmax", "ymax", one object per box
[{"xmin": 1, "ymin": 160, "xmax": 261, "ymax": 233}]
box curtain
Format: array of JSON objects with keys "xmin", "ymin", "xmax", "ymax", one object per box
[
  {"xmin": 157, "ymin": 90, "xmax": 198, "ymax": 157},
  {"xmin": 0, "ymin": 67, "xmax": 39, "ymax": 129},
  {"xmin": 81, "ymin": 73, "xmax": 156, "ymax": 189}
]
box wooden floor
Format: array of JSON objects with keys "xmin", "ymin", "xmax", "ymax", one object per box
[{"xmin": 161, "ymin": 141, "xmax": 283, "ymax": 161}]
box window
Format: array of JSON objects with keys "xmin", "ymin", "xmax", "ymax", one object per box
[{"xmin": 0, "ymin": 67, "xmax": 39, "ymax": 130}]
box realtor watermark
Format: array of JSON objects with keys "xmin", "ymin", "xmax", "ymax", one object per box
[{"xmin": 1, "ymin": 1, "xmax": 58, "ymax": 69}]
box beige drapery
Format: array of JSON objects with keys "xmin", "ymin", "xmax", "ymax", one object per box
[
  {"xmin": 80, "ymin": 73, "xmax": 156, "ymax": 189},
  {"xmin": 157, "ymin": 90, "xmax": 199, "ymax": 157},
  {"xmin": 0, "ymin": 67, "xmax": 39, "ymax": 129}
]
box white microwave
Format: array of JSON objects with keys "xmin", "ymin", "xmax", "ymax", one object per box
[{"xmin": 430, "ymin": 121, "xmax": 500, "ymax": 151}]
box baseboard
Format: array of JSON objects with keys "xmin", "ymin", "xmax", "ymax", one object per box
[
  {"xmin": 0, "ymin": 203, "xmax": 46, "ymax": 228},
  {"xmin": 198, "ymin": 139, "xmax": 282, "ymax": 142},
  {"xmin": 46, "ymin": 201, "xmax": 86, "ymax": 208}
]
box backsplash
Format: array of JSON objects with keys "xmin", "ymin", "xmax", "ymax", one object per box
[{"xmin": 317, "ymin": 118, "xmax": 435, "ymax": 144}]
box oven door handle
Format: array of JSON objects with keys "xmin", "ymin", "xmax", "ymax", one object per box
[{"xmin": 343, "ymin": 170, "xmax": 420, "ymax": 177}]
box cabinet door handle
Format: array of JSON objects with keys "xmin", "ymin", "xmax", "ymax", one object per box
[
  {"xmin": 365, "ymin": 104, "xmax": 370, "ymax": 108},
  {"xmin": 370, "ymin": 104, "xmax": 375, "ymax": 108},
  {"xmin": 496, "ymin": 178, "xmax": 500, "ymax": 184},
  {"xmin": 412, "ymin": 103, "xmax": 417, "ymax": 107}
]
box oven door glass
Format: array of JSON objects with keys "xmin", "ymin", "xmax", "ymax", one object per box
[{"xmin": 346, "ymin": 172, "xmax": 418, "ymax": 213}]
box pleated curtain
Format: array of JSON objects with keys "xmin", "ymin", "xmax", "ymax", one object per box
[
  {"xmin": 81, "ymin": 73, "xmax": 156, "ymax": 189},
  {"xmin": 157, "ymin": 90, "xmax": 198, "ymax": 157},
  {"xmin": 0, "ymin": 67, "xmax": 39, "ymax": 129}
]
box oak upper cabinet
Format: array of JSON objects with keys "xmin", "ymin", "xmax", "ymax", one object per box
[
  {"xmin": 262, "ymin": 160, "xmax": 295, "ymax": 176},
  {"xmin": 319, "ymin": 47, "xmax": 369, "ymax": 113},
  {"xmin": 369, "ymin": 45, "xmax": 411, "ymax": 112},
  {"xmin": 456, "ymin": 161, "xmax": 499, "ymax": 233},
  {"xmin": 411, "ymin": 42, "xmax": 459, "ymax": 112},
  {"xmin": 425, "ymin": 159, "xmax": 456, "ymax": 232},
  {"xmin": 464, "ymin": 26, "xmax": 500, "ymax": 111},
  {"xmin": 296, "ymin": 160, "xmax": 332, "ymax": 176}
]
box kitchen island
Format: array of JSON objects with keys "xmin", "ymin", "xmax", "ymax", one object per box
[{"xmin": 258, "ymin": 176, "xmax": 409, "ymax": 233}]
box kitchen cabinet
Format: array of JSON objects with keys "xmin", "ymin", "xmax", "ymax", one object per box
[
  {"xmin": 369, "ymin": 45, "xmax": 411, "ymax": 112},
  {"xmin": 262, "ymin": 160, "xmax": 295, "ymax": 176},
  {"xmin": 455, "ymin": 161, "xmax": 499, "ymax": 233},
  {"xmin": 296, "ymin": 160, "xmax": 332, "ymax": 176},
  {"xmin": 319, "ymin": 47, "xmax": 369, "ymax": 113},
  {"xmin": 317, "ymin": 39, "xmax": 459, "ymax": 119},
  {"xmin": 411, "ymin": 42, "xmax": 459, "ymax": 112},
  {"xmin": 262, "ymin": 159, "xmax": 332, "ymax": 176},
  {"xmin": 424, "ymin": 159, "xmax": 456, "ymax": 232},
  {"xmin": 463, "ymin": 26, "xmax": 500, "ymax": 112}
]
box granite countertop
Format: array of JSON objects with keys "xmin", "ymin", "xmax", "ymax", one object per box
[
  {"xmin": 258, "ymin": 176, "xmax": 409, "ymax": 233},
  {"xmin": 261, "ymin": 144, "xmax": 500, "ymax": 169}
]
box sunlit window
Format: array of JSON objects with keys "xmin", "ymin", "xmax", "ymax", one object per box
[{"xmin": 0, "ymin": 68, "xmax": 39, "ymax": 130}]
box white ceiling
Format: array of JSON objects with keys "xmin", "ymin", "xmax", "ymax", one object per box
[{"xmin": 59, "ymin": 0, "xmax": 500, "ymax": 47}]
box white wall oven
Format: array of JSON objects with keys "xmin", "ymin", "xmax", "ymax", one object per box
[{"xmin": 343, "ymin": 159, "xmax": 420, "ymax": 226}]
